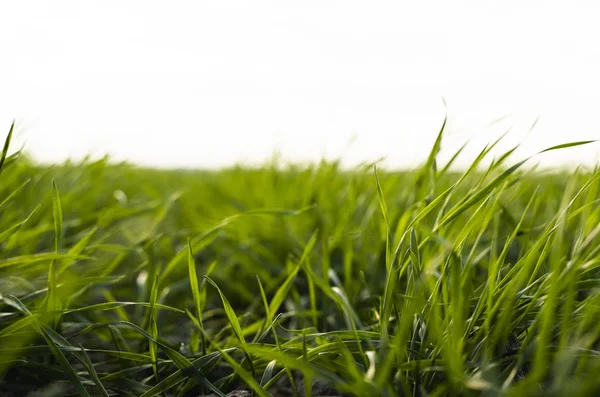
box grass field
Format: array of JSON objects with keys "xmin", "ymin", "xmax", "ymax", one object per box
[{"xmin": 1, "ymin": 121, "xmax": 599, "ymax": 396}]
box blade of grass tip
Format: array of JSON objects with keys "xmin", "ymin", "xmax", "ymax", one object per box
[
  {"xmin": 456, "ymin": 129, "xmax": 511, "ymax": 193},
  {"xmin": 485, "ymin": 113, "xmax": 511, "ymax": 127},
  {"xmin": 415, "ymin": 97, "xmax": 446, "ymax": 200},
  {"xmin": 418, "ymin": 97, "xmax": 446, "ymax": 185},
  {"xmin": 374, "ymin": 166, "xmax": 392, "ymax": 272},
  {"xmin": 204, "ymin": 276, "xmax": 245, "ymax": 347},
  {"xmin": 260, "ymin": 360, "xmax": 277, "ymax": 388},
  {"xmin": 537, "ymin": 140, "xmax": 597, "ymax": 154},
  {"xmin": 0, "ymin": 120, "xmax": 14, "ymax": 180},
  {"xmin": 187, "ymin": 239, "xmax": 207, "ymax": 356},
  {"xmin": 487, "ymin": 145, "xmax": 519, "ymax": 175},
  {"xmin": 438, "ymin": 142, "xmax": 468, "ymax": 178},
  {"xmin": 425, "ymin": 98, "xmax": 446, "ymax": 172},
  {"xmin": 2, "ymin": 149, "xmax": 23, "ymax": 170},
  {"xmin": 57, "ymin": 226, "xmax": 98, "ymax": 278},
  {"xmin": 400, "ymin": 132, "xmax": 504, "ymax": 251},
  {"xmin": 0, "ymin": 313, "xmax": 39, "ymax": 338},
  {"xmin": 435, "ymin": 158, "xmax": 530, "ymax": 231},
  {"xmin": 523, "ymin": 114, "xmax": 539, "ymax": 136},
  {"xmin": 204, "ymin": 276, "xmax": 257, "ymax": 379}
]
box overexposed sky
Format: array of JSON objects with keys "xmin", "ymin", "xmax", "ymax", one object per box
[{"xmin": 1, "ymin": 1, "xmax": 599, "ymax": 169}]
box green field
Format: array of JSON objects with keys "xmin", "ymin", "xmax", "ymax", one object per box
[{"xmin": 1, "ymin": 122, "xmax": 599, "ymax": 396}]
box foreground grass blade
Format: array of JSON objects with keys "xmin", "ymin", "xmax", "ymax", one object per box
[
  {"xmin": 5, "ymin": 296, "xmax": 90, "ymax": 396},
  {"xmin": 47, "ymin": 180, "xmax": 64, "ymax": 320},
  {"xmin": 119, "ymin": 321, "xmax": 226, "ymax": 396},
  {"xmin": 538, "ymin": 140, "xmax": 597, "ymax": 154},
  {"xmin": 0, "ymin": 121, "xmax": 14, "ymax": 180},
  {"xmin": 0, "ymin": 204, "xmax": 41, "ymax": 244},
  {"xmin": 204, "ymin": 276, "xmax": 246, "ymax": 346},
  {"xmin": 203, "ymin": 334, "xmax": 270, "ymax": 397}
]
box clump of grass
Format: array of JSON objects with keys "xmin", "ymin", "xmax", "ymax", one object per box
[{"xmin": 0, "ymin": 120, "xmax": 599, "ymax": 396}]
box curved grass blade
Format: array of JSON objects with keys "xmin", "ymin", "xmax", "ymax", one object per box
[
  {"xmin": 5, "ymin": 296, "xmax": 90, "ymax": 396},
  {"xmin": 0, "ymin": 252, "xmax": 93, "ymax": 270},
  {"xmin": 260, "ymin": 360, "xmax": 277, "ymax": 387},
  {"xmin": 204, "ymin": 276, "xmax": 245, "ymax": 346},
  {"xmin": 0, "ymin": 178, "xmax": 31, "ymax": 209},
  {"xmin": 0, "ymin": 121, "xmax": 14, "ymax": 180},
  {"xmin": 47, "ymin": 180, "xmax": 63, "ymax": 320},
  {"xmin": 201, "ymin": 333, "xmax": 270, "ymax": 397},
  {"xmin": 78, "ymin": 343, "xmax": 110, "ymax": 397},
  {"xmin": 58, "ymin": 227, "xmax": 98, "ymax": 277},
  {"xmin": 0, "ymin": 204, "xmax": 41, "ymax": 244},
  {"xmin": 119, "ymin": 321, "xmax": 225, "ymax": 397},
  {"xmin": 374, "ymin": 166, "xmax": 392, "ymax": 272},
  {"xmin": 63, "ymin": 301, "xmax": 184, "ymax": 314},
  {"xmin": 538, "ymin": 140, "xmax": 597, "ymax": 154}
]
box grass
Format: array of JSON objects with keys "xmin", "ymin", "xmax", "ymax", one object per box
[{"xmin": 0, "ymin": 120, "xmax": 599, "ymax": 396}]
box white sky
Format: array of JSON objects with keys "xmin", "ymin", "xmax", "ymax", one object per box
[{"xmin": 1, "ymin": 0, "xmax": 599, "ymax": 169}]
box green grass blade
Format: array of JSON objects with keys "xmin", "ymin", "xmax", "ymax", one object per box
[
  {"xmin": 0, "ymin": 204, "xmax": 41, "ymax": 244},
  {"xmin": 77, "ymin": 344, "xmax": 110, "ymax": 397},
  {"xmin": 51, "ymin": 179, "xmax": 63, "ymax": 252},
  {"xmin": 119, "ymin": 321, "xmax": 226, "ymax": 397},
  {"xmin": 46, "ymin": 180, "xmax": 64, "ymax": 318},
  {"xmin": 374, "ymin": 166, "xmax": 392, "ymax": 272},
  {"xmin": 0, "ymin": 120, "xmax": 14, "ymax": 179},
  {"xmin": 204, "ymin": 276, "xmax": 246, "ymax": 347},
  {"xmin": 204, "ymin": 338, "xmax": 270, "ymax": 397},
  {"xmin": 538, "ymin": 140, "xmax": 597, "ymax": 154},
  {"xmin": 6, "ymin": 296, "xmax": 90, "ymax": 396}
]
